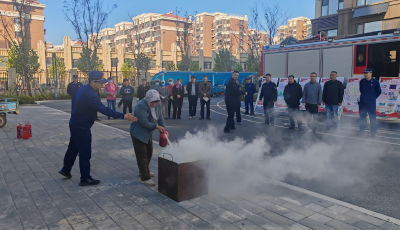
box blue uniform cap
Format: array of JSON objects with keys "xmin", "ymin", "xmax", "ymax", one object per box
[
  {"xmin": 72, "ymin": 75, "xmax": 78, "ymax": 78},
  {"xmin": 246, "ymin": 77, "xmax": 251, "ymax": 80},
  {"xmin": 88, "ymin": 71, "xmax": 107, "ymax": 84},
  {"xmin": 363, "ymin": 68, "xmax": 373, "ymax": 73}
]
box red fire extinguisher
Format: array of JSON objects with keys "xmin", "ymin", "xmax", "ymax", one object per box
[
  {"xmin": 26, "ymin": 121, "xmax": 32, "ymax": 137},
  {"xmin": 159, "ymin": 130, "xmax": 169, "ymax": 147},
  {"xmin": 17, "ymin": 123, "xmax": 23, "ymax": 139},
  {"xmin": 23, "ymin": 124, "xmax": 30, "ymax": 140}
]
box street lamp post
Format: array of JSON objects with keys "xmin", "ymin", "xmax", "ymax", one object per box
[
  {"xmin": 115, "ymin": 58, "xmax": 119, "ymax": 86},
  {"xmin": 159, "ymin": 31, "xmax": 166, "ymax": 72},
  {"xmin": 52, "ymin": 53, "xmax": 58, "ymax": 99}
]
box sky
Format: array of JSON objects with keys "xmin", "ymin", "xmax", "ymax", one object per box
[{"xmin": 40, "ymin": 0, "xmax": 315, "ymax": 45}]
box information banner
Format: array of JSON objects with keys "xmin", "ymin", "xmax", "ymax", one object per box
[
  {"xmin": 343, "ymin": 77, "xmax": 363, "ymax": 114},
  {"xmin": 376, "ymin": 77, "xmax": 400, "ymax": 117},
  {"xmin": 299, "ymin": 77, "xmax": 320, "ymax": 110},
  {"xmin": 318, "ymin": 77, "xmax": 345, "ymax": 112},
  {"xmin": 275, "ymin": 78, "xmax": 299, "ymax": 108},
  {"xmin": 255, "ymin": 78, "xmax": 278, "ymax": 107}
]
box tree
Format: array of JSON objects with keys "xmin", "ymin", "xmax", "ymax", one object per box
[
  {"xmin": 189, "ymin": 62, "xmax": 201, "ymax": 71},
  {"xmin": 0, "ymin": 0, "xmax": 41, "ymax": 96},
  {"xmin": 233, "ymin": 62, "xmax": 243, "ymax": 72},
  {"xmin": 177, "ymin": 54, "xmax": 191, "ymax": 71},
  {"xmin": 63, "ymin": 0, "xmax": 116, "ymax": 72},
  {"xmin": 246, "ymin": 52, "xmax": 260, "ymax": 74},
  {"xmin": 49, "ymin": 57, "xmax": 67, "ymax": 79},
  {"xmin": 121, "ymin": 58, "xmax": 136, "ymax": 84},
  {"xmin": 135, "ymin": 53, "xmax": 151, "ymax": 73},
  {"xmin": 213, "ymin": 49, "xmax": 234, "ymax": 72},
  {"xmin": 174, "ymin": 9, "xmax": 194, "ymax": 71},
  {"xmin": 77, "ymin": 47, "xmax": 103, "ymax": 74},
  {"xmin": 262, "ymin": 1, "xmax": 289, "ymax": 46},
  {"xmin": 166, "ymin": 62, "xmax": 177, "ymax": 71}
]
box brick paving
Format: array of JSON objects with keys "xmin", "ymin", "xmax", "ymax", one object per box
[{"xmin": 0, "ymin": 105, "xmax": 399, "ymax": 230}]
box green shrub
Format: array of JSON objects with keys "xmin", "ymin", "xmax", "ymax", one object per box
[
  {"xmin": 58, "ymin": 93, "xmax": 71, "ymax": 100},
  {"xmin": 34, "ymin": 94, "xmax": 52, "ymax": 101},
  {"xmin": 18, "ymin": 96, "xmax": 35, "ymax": 104}
]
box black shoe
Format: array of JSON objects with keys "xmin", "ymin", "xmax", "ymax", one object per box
[
  {"xmin": 244, "ymin": 112, "xmax": 249, "ymax": 115},
  {"xmin": 199, "ymin": 118, "xmax": 204, "ymax": 120},
  {"xmin": 59, "ymin": 170, "xmax": 72, "ymax": 179},
  {"xmin": 207, "ymin": 118, "xmax": 211, "ymax": 120},
  {"xmin": 231, "ymin": 128, "xmax": 236, "ymax": 131},
  {"xmin": 224, "ymin": 130, "xmax": 234, "ymax": 133},
  {"xmin": 79, "ymin": 178, "xmax": 100, "ymax": 186},
  {"xmin": 264, "ymin": 122, "xmax": 270, "ymax": 125},
  {"xmin": 289, "ymin": 127, "xmax": 295, "ymax": 130}
]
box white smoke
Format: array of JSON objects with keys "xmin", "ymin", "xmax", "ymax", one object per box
[{"xmin": 161, "ymin": 126, "xmax": 385, "ymax": 195}]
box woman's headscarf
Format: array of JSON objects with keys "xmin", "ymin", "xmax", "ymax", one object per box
[{"xmin": 144, "ymin": 89, "xmax": 160, "ymax": 120}]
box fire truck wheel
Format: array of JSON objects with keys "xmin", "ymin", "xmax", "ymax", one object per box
[{"xmin": 0, "ymin": 114, "xmax": 6, "ymax": 128}]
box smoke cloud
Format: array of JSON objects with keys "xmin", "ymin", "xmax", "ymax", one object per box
[{"xmin": 161, "ymin": 126, "xmax": 386, "ymax": 195}]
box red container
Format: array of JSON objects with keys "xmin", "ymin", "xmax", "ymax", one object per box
[
  {"xmin": 17, "ymin": 123, "xmax": 23, "ymax": 139},
  {"xmin": 159, "ymin": 131, "xmax": 169, "ymax": 147},
  {"xmin": 23, "ymin": 125, "xmax": 29, "ymax": 140},
  {"xmin": 26, "ymin": 121, "xmax": 32, "ymax": 137}
]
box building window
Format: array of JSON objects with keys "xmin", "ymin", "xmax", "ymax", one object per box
[
  {"xmin": 15, "ymin": 31, "xmax": 22, "ymax": 38},
  {"xmin": 150, "ymin": 60, "xmax": 156, "ymax": 68},
  {"xmin": 145, "ymin": 21, "xmax": 150, "ymax": 27},
  {"xmin": 116, "ymin": 40, "xmax": 119, "ymax": 45},
  {"xmin": 162, "ymin": 61, "xmax": 171, "ymax": 68},
  {"xmin": 72, "ymin": 59, "xmax": 79, "ymax": 68},
  {"xmin": 204, "ymin": 62, "xmax": 212, "ymax": 69},
  {"xmin": 177, "ymin": 31, "xmax": 180, "ymax": 36},
  {"xmin": 357, "ymin": 0, "xmax": 385, "ymax": 6},
  {"xmin": 111, "ymin": 58, "xmax": 118, "ymax": 67},
  {"xmin": 358, "ymin": 21, "xmax": 383, "ymax": 34},
  {"xmin": 152, "ymin": 20, "xmax": 160, "ymax": 26},
  {"xmin": 322, "ymin": 0, "xmax": 343, "ymax": 16},
  {"xmin": 177, "ymin": 41, "xmax": 181, "ymax": 47},
  {"xmin": 241, "ymin": 62, "xmax": 246, "ymax": 70},
  {"xmin": 176, "ymin": 22, "xmax": 181, "ymax": 26},
  {"xmin": 327, "ymin": 29, "xmax": 337, "ymax": 37},
  {"xmin": 146, "ymin": 31, "xmax": 150, "ymax": 37}
]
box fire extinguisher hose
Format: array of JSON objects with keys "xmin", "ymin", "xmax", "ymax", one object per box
[{"xmin": 163, "ymin": 132, "xmax": 172, "ymax": 146}]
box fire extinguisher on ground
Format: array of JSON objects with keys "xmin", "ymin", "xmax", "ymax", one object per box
[
  {"xmin": 17, "ymin": 123, "xmax": 23, "ymax": 139},
  {"xmin": 26, "ymin": 121, "xmax": 32, "ymax": 137},
  {"xmin": 23, "ymin": 124, "xmax": 30, "ymax": 140}
]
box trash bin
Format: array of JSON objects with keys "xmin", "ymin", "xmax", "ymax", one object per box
[{"xmin": 158, "ymin": 153, "xmax": 208, "ymax": 202}]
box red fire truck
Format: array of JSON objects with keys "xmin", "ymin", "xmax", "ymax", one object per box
[{"xmin": 261, "ymin": 32, "xmax": 400, "ymax": 83}]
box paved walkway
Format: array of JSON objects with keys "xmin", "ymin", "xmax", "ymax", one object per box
[{"xmin": 0, "ymin": 105, "xmax": 399, "ymax": 230}]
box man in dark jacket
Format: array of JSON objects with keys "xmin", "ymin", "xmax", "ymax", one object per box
[
  {"xmin": 357, "ymin": 68, "xmax": 381, "ymax": 137},
  {"xmin": 224, "ymin": 71, "xmax": 246, "ymax": 133},
  {"xmin": 137, "ymin": 79, "xmax": 149, "ymax": 101},
  {"xmin": 186, "ymin": 76, "xmax": 199, "ymax": 118},
  {"xmin": 322, "ymin": 71, "xmax": 344, "ymax": 130},
  {"xmin": 284, "ymin": 75, "xmax": 303, "ymax": 129},
  {"xmin": 259, "ymin": 74, "xmax": 278, "ymax": 125},
  {"xmin": 172, "ymin": 79, "xmax": 185, "ymax": 119},
  {"xmin": 67, "ymin": 75, "xmax": 83, "ymax": 110},
  {"xmin": 244, "ymin": 77, "xmax": 256, "ymax": 115},
  {"xmin": 199, "ymin": 75, "xmax": 212, "ymax": 120},
  {"xmin": 119, "ymin": 79, "xmax": 135, "ymax": 114}
]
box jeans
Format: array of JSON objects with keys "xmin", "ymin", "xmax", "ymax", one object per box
[
  {"xmin": 244, "ymin": 96, "xmax": 254, "ymax": 114},
  {"xmin": 325, "ymin": 104, "xmax": 339, "ymax": 128},
  {"xmin": 130, "ymin": 135, "xmax": 153, "ymax": 181},
  {"xmin": 224, "ymin": 102, "xmax": 236, "ymax": 131},
  {"xmin": 288, "ymin": 106, "xmax": 302, "ymax": 128},
  {"xmin": 61, "ymin": 125, "xmax": 92, "ymax": 183},
  {"xmin": 359, "ymin": 104, "xmax": 377, "ymax": 136},
  {"xmin": 107, "ymin": 100, "xmax": 116, "ymax": 118},
  {"xmin": 200, "ymin": 98, "xmax": 210, "ymax": 119},
  {"xmin": 188, "ymin": 95, "xmax": 198, "ymax": 117}
]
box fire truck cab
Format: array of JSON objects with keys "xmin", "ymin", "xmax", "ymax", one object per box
[{"xmin": 261, "ymin": 33, "xmax": 400, "ymax": 84}]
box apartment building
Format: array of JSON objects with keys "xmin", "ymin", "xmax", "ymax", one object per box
[
  {"xmin": 312, "ymin": 0, "xmax": 400, "ymax": 37},
  {"xmin": 0, "ymin": 0, "xmax": 45, "ymax": 50},
  {"xmin": 277, "ymin": 17, "xmax": 312, "ymax": 43}
]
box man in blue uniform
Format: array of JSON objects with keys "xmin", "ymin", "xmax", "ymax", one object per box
[
  {"xmin": 259, "ymin": 74, "xmax": 278, "ymax": 125},
  {"xmin": 59, "ymin": 71, "xmax": 137, "ymax": 186},
  {"xmin": 358, "ymin": 68, "xmax": 381, "ymax": 137},
  {"xmin": 224, "ymin": 71, "xmax": 246, "ymax": 133},
  {"xmin": 67, "ymin": 75, "xmax": 83, "ymax": 110},
  {"xmin": 244, "ymin": 77, "xmax": 256, "ymax": 115}
]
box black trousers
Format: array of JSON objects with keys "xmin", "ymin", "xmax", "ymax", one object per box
[
  {"xmin": 236, "ymin": 102, "xmax": 242, "ymax": 123},
  {"xmin": 288, "ymin": 106, "xmax": 302, "ymax": 128},
  {"xmin": 168, "ymin": 99, "xmax": 174, "ymax": 117},
  {"xmin": 224, "ymin": 102, "xmax": 236, "ymax": 131},
  {"xmin": 200, "ymin": 98, "xmax": 210, "ymax": 119},
  {"xmin": 130, "ymin": 134, "xmax": 153, "ymax": 181},
  {"xmin": 188, "ymin": 95, "xmax": 198, "ymax": 116},
  {"xmin": 122, "ymin": 100, "xmax": 132, "ymax": 114},
  {"xmin": 305, "ymin": 103, "xmax": 319, "ymax": 131},
  {"xmin": 173, "ymin": 98, "xmax": 183, "ymax": 119},
  {"xmin": 118, "ymin": 99, "xmax": 123, "ymax": 107}
]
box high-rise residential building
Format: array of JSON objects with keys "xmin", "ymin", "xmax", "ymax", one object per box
[
  {"xmin": 312, "ymin": 0, "xmax": 400, "ymax": 37},
  {"xmin": 0, "ymin": 0, "xmax": 45, "ymax": 50},
  {"xmin": 194, "ymin": 12, "xmax": 251, "ymax": 57},
  {"xmin": 277, "ymin": 17, "xmax": 312, "ymax": 43}
]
